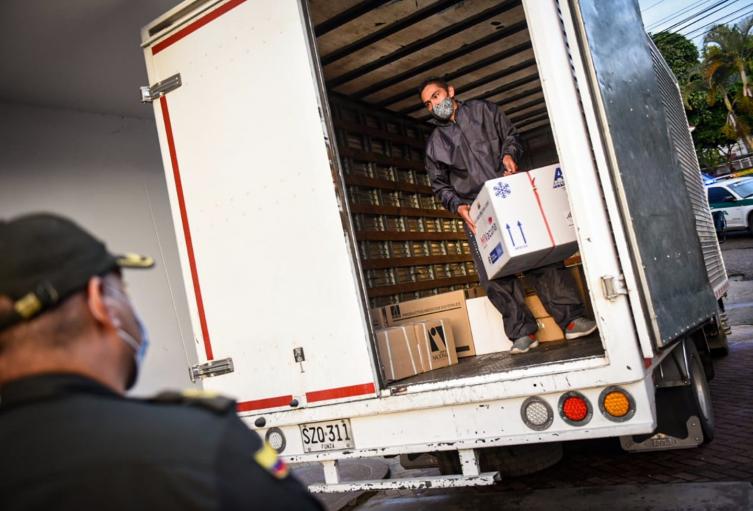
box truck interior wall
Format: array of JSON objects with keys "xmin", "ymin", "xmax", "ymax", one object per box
[{"xmin": 0, "ymin": 101, "xmax": 198, "ymax": 396}]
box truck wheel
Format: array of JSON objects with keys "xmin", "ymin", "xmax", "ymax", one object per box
[
  {"xmin": 435, "ymin": 443, "xmax": 563, "ymax": 477},
  {"xmin": 686, "ymin": 342, "xmax": 715, "ymax": 443}
]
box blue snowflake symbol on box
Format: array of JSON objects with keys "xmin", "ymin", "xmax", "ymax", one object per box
[{"xmin": 494, "ymin": 182, "xmax": 511, "ymax": 199}]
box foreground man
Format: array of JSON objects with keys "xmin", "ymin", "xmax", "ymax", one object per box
[
  {"xmin": 420, "ymin": 77, "xmax": 597, "ymax": 353},
  {"xmin": 0, "ymin": 213, "xmax": 322, "ymax": 510}
]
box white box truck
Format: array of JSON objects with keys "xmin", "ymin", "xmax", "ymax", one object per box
[{"xmin": 139, "ymin": 0, "xmax": 730, "ymax": 492}]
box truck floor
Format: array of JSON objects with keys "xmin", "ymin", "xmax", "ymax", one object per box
[{"xmin": 390, "ymin": 333, "xmax": 605, "ymax": 388}]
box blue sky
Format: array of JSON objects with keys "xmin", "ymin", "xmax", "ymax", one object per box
[{"xmin": 637, "ymin": 0, "xmax": 753, "ymax": 51}]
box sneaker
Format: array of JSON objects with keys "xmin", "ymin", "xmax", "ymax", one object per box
[
  {"xmin": 565, "ymin": 318, "xmax": 598, "ymax": 340},
  {"xmin": 510, "ymin": 335, "xmax": 539, "ymax": 354}
]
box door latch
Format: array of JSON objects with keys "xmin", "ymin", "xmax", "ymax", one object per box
[
  {"xmin": 189, "ymin": 357, "xmax": 234, "ymax": 382},
  {"xmin": 140, "ymin": 73, "xmax": 182, "ymax": 103},
  {"xmin": 601, "ymin": 274, "xmax": 628, "ymax": 301}
]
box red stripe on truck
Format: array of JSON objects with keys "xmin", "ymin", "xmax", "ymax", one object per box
[
  {"xmin": 152, "ymin": 0, "xmax": 247, "ymax": 55},
  {"xmin": 235, "ymin": 383, "xmax": 376, "ymax": 413},
  {"xmin": 237, "ymin": 395, "xmax": 294, "ymax": 412},
  {"xmin": 306, "ymin": 383, "xmax": 376, "ymax": 403},
  {"xmin": 159, "ymin": 97, "xmax": 214, "ymax": 360}
]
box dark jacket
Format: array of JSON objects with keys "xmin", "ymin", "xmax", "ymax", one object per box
[
  {"xmin": 425, "ymin": 99, "xmax": 523, "ymax": 213},
  {"xmin": 0, "ymin": 374, "xmax": 323, "ymax": 511}
]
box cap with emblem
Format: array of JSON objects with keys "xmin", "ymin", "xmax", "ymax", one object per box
[{"xmin": 0, "ymin": 213, "xmax": 154, "ymax": 331}]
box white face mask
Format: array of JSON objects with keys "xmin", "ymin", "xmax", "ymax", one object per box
[
  {"xmin": 106, "ymin": 284, "xmax": 149, "ymax": 389},
  {"xmin": 432, "ymin": 97, "xmax": 454, "ymax": 120},
  {"xmin": 117, "ymin": 315, "xmax": 149, "ymax": 371}
]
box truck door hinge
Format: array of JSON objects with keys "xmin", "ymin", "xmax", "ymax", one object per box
[
  {"xmin": 601, "ymin": 274, "xmax": 628, "ymax": 301},
  {"xmin": 189, "ymin": 357, "xmax": 234, "ymax": 382},
  {"xmin": 140, "ymin": 73, "xmax": 182, "ymax": 103}
]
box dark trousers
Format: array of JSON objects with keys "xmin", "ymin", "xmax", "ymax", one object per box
[{"xmin": 465, "ymin": 225, "xmax": 584, "ymax": 340}]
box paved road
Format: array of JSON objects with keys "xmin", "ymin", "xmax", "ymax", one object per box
[{"xmin": 721, "ymin": 233, "xmax": 753, "ymax": 329}]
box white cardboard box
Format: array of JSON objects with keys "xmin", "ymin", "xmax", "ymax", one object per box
[
  {"xmin": 471, "ymin": 163, "xmax": 578, "ymax": 279},
  {"xmin": 466, "ymin": 297, "xmax": 512, "ymax": 355}
]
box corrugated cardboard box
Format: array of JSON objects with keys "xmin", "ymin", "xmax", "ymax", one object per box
[
  {"xmin": 524, "ymin": 292, "xmax": 549, "ymax": 319},
  {"xmin": 413, "ymin": 318, "xmax": 458, "ymax": 370},
  {"xmin": 385, "ymin": 290, "xmax": 476, "ymax": 358},
  {"xmin": 370, "ymin": 307, "xmax": 389, "ymax": 329},
  {"xmin": 466, "ymin": 286, "xmax": 487, "ymax": 299},
  {"xmin": 375, "ymin": 326, "xmax": 422, "ymax": 382},
  {"xmin": 470, "ymin": 163, "xmax": 578, "ymax": 279},
  {"xmin": 466, "ymin": 297, "xmax": 512, "ymax": 355},
  {"xmin": 529, "ymin": 164, "xmax": 579, "ymax": 267},
  {"xmin": 524, "ymin": 293, "xmax": 565, "ymax": 342},
  {"xmin": 535, "ymin": 317, "xmax": 565, "ymax": 342}
]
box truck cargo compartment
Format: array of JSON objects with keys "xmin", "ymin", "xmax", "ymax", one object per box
[{"xmin": 310, "ymin": 0, "xmax": 606, "ymax": 387}]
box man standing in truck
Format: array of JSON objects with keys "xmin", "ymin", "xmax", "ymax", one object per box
[
  {"xmin": 0, "ymin": 213, "xmax": 323, "ymax": 510},
  {"xmin": 420, "ymin": 77, "xmax": 597, "ymax": 354}
]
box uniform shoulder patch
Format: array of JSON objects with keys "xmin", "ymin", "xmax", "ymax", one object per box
[
  {"xmin": 148, "ymin": 389, "xmax": 235, "ymax": 414},
  {"xmin": 254, "ymin": 442, "xmax": 289, "ymax": 479}
]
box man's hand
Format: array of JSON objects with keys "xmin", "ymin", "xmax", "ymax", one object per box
[
  {"xmin": 457, "ymin": 204, "xmax": 476, "ymax": 235},
  {"xmin": 502, "ymin": 154, "xmax": 518, "ymax": 176}
]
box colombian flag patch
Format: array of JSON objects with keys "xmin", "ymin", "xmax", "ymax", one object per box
[{"xmin": 254, "ymin": 442, "xmax": 289, "ymax": 479}]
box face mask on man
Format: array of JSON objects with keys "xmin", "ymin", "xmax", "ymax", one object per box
[
  {"xmin": 106, "ymin": 285, "xmax": 150, "ymax": 390},
  {"xmin": 117, "ymin": 315, "xmax": 150, "ymax": 381},
  {"xmin": 431, "ymin": 97, "xmax": 454, "ymax": 121}
]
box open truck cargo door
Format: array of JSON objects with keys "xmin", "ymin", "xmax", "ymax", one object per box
[
  {"xmin": 141, "ymin": 0, "xmax": 378, "ymax": 411},
  {"xmin": 570, "ymin": 0, "xmax": 720, "ymax": 348}
]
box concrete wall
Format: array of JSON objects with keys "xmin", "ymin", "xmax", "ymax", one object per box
[{"xmin": 0, "ymin": 101, "xmax": 197, "ymax": 395}]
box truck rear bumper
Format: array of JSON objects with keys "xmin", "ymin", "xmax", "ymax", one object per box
[{"xmin": 254, "ymin": 378, "xmax": 657, "ymax": 463}]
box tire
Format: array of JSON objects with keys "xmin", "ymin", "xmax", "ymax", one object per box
[
  {"xmin": 686, "ymin": 342, "xmax": 716, "ymax": 443},
  {"xmin": 748, "ymin": 211, "xmax": 753, "ymax": 236},
  {"xmin": 696, "ymin": 341, "xmax": 716, "ymax": 381},
  {"xmin": 436, "ymin": 443, "xmax": 564, "ymax": 477}
]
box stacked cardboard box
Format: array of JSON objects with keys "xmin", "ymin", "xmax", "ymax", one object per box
[
  {"xmin": 465, "ymin": 297, "xmax": 512, "ymax": 355},
  {"xmin": 383, "ymin": 290, "xmax": 476, "ymax": 358},
  {"xmin": 524, "ymin": 292, "xmax": 565, "ymax": 342},
  {"xmin": 375, "ymin": 326, "xmax": 421, "ymax": 381},
  {"xmin": 373, "ymin": 277, "xmax": 589, "ymax": 383},
  {"xmin": 375, "ymin": 318, "xmax": 457, "ymax": 382}
]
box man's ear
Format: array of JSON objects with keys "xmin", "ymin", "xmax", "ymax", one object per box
[
  {"xmin": 448, "ymin": 85, "xmax": 455, "ymax": 98},
  {"xmin": 87, "ymin": 277, "xmax": 117, "ymax": 330}
]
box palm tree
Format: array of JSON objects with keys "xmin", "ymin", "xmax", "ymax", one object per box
[{"xmin": 702, "ymin": 17, "xmax": 753, "ymax": 150}]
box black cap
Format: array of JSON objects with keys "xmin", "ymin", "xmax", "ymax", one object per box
[{"xmin": 0, "ymin": 213, "xmax": 154, "ymax": 331}]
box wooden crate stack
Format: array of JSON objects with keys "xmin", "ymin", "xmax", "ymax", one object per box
[{"xmin": 329, "ymin": 94, "xmax": 479, "ymax": 308}]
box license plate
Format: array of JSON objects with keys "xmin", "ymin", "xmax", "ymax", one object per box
[{"xmin": 299, "ymin": 419, "xmax": 354, "ymax": 453}]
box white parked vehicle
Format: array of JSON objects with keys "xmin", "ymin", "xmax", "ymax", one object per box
[
  {"xmin": 707, "ymin": 177, "xmax": 753, "ymax": 233},
  {"xmin": 140, "ymin": 0, "xmax": 728, "ymax": 492}
]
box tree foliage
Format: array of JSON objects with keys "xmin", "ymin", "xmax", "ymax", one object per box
[
  {"xmin": 701, "ymin": 18, "xmax": 753, "ymax": 152},
  {"xmin": 651, "ymin": 18, "xmax": 753, "ymax": 169},
  {"xmin": 652, "ymin": 31, "xmax": 698, "ymax": 83}
]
